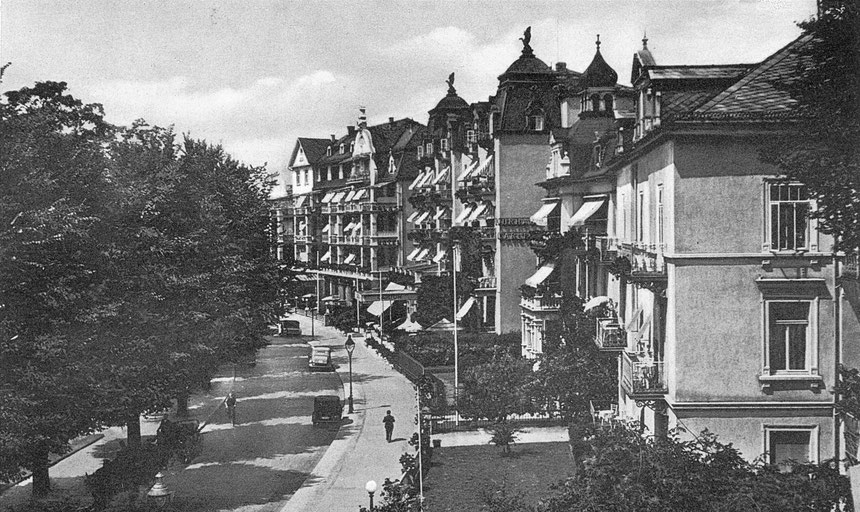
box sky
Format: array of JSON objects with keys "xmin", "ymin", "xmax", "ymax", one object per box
[{"xmin": 1, "ymin": 0, "xmax": 817, "ymax": 174}]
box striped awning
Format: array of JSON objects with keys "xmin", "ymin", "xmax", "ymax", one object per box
[
  {"xmin": 344, "ymin": 190, "xmax": 357, "ymax": 202},
  {"xmin": 321, "ymin": 192, "xmax": 335, "ymax": 203},
  {"xmin": 433, "ymin": 207, "xmax": 447, "ymax": 220},
  {"xmin": 529, "ymin": 201, "xmax": 559, "ymax": 227},
  {"xmin": 570, "ymin": 199, "xmax": 605, "ymax": 226},
  {"xmin": 456, "ymin": 296, "xmax": 476, "ymax": 321},
  {"xmin": 414, "ymin": 211, "xmax": 430, "ymax": 224},
  {"xmin": 407, "ymin": 211, "xmax": 419, "ymax": 222},
  {"xmin": 406, "ymin": 247, "xmax": 422, "ymax": 261},
  {"xmin": 367, "ymin": 300, "xmax": 392, "ymax": 317},
  {"xmin": 433, "ymin": 250, "xmax": 446, "ymax": 263},
  {"xmin": 454, "ymin": 205, "xmax": 474, "ymax": 225},
  {"xmin": 524, "ymin": 262, "xmax": 556, "ymax": 287},
  {"xmin": 408, "ymin": 171, "xmax": 427, "ymax": 190},
  {"xmin": 432, "ymin": 167, "xmax": 450, "ymax": 185},
  {"xmin": 352, "ymin": 189, "xmax": 366, "ymax": 201},
  {"xmin": 343, "ymin": 253, "xmax": 356, "ymax": 264},
  {"xmin": 416, "ymin": 247, "xmax": 431, "ymax": 261},
  {"xmin": 294, "ymin": 195, "xmax": 307, "ymax": 209},
  {"xmin": 320, "ymin": 250, "xmax": 332, "ymax": 262},
  {"xmin": 467, "ymin": 202, "xmax": 490, "ymax": 222}
]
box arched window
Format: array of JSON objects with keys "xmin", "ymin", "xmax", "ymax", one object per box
[
  {"xmin": 604, "ymin": 94, "xmax": 614, "ymax": 112},
  {"xmin": 326, "ymin": 146, "xmax": 332, "ymax": 156},
  {"xmin": 590, "ymin": 94, "xmax": 601, "ymax": 111},
  {"xmin": 426, "ymin": 142, "xmax": 433, "ymax": 154},
  {"xmin": 350, "ymin": 141, "xmax": 355, "ymax": 153},
  {"xmin": 339, "ymin": 143, "xmax": 345, "ymax": 154},
  {"xmin": 417, "ymin": 145, "xmax": 424, "ymax": 158}
]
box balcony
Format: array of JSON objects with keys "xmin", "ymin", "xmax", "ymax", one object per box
[
  {"xmin": 479, "ymin": 226, "xmax": 495, "ymax": 240},
  {"xmin": 617, "ymin": 243, "xmax": 666, "ymax": 282},
  {"xmin": 593, "ymin": 318, "xmax": 626, "ymax": 352},
  {"xmin": 621, "ymin": 352, "xmax": 668, "ymax": 399},
  {"xmin": 476, "ymin": 276, "xmax": 496, "ymax": 289},
  {"xmin": 520, "ymin": 293, "xmax": 563, "ymax": 312},
  {"xmin": 842, "ymin": 252, "xmax": 860, "ymax": 280},
  {"xmin": 596, "ymin": 237, "xmax": 616, "ymax": 263}
]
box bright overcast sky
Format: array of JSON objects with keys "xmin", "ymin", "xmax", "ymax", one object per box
[{"xmin": 2, "ymin": 0, "xmax": 816, "ymax": 172}]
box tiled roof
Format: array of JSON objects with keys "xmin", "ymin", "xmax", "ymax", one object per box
[
  {"xmin": 495, "ymin": 82, "xmax": 560, "ymax": 132},
  {"xmin": 647, "ymin": 65, "xmax": 752, "ymax": 81},
  {"xmin": 297, "ymin": 137, "xmax": 330, "ymax": 164},
  {"xmin": 689, "ymin": 34, "xmax": 814, "ymax": 117},
  {"xmin": 660, "ymin": 89, "xmax": 724, "ymax": 119}
]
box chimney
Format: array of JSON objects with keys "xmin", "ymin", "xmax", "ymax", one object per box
[
  {"xmin": 330, "ymin": 134, "xmax": 336, "ymax": 142},
  {"xmin": 555, "ymin": 62, "xmax": 567, "ymax": 72},
  {"xmin": 358, "ymin": 106, "xmax": 367, "ymax": 129},
  {"xmin": 389, "ymin": 117, "xmax": 395, "ymax": 124},
  {"xmin": 347, "ymin": 126, "xmax": 356, "ymax": 136}
]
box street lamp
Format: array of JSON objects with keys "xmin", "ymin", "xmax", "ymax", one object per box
[
  {"xmin": 365, "ymin": 480, "xmax": 377, "ymax": 510},
  {"xmin": 345, "ymin": 334, "xmax": 355, "ymax": 413},
  {"xmin": 147, "ymin": 472, "xmax": 173, "ymax": 509}
]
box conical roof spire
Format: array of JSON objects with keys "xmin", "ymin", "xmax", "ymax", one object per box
[{"xmin": 581, "ymin": 35, "xmax": 618, "ymax": 88}]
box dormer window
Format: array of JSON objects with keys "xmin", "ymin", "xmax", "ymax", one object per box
[
  {"xmin": 326, "ymin": 146, "xmax": 332, "ymax": 156},
  {"xmin": 590, "ymin": 94, "xmax": 601, "ymax": 111},
  {"xmin": 426, "ymin": 142, "xmax": 433, "ymax": 154},
  {"xmin": 417, "ymin": 146, "xmax": 424, "ymax": 158},
  {"xmin": 339, "ymin": 143, "xmax": 345, "ymax": 154},
  {"xmin": 350, "ymin": 142, "xmax": 355, "ymax": 153},
  {"xmin": 440, "ymin": 138, "xmax": 449, "ymax": 151},
  {"xmin": 466, "ymin": 129, "xmax": 476, "ymax": 144},
  {"xmin": 526, "ymin": 114, "xmax": 544, "ymax": 131}
]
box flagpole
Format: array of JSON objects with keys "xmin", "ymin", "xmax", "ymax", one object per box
[{"xmin": 452, "ymin": 244, "xmax": 459, "ymax": 427}]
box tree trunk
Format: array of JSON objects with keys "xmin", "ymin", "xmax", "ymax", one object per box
[
  {"xmin": 176, "ymin": 392, "xmax": 189, "ymax": 417},
  {"xmin": 31, "ymin": 444, "xmax": 50, "ymax": 498},
  {"xmin": 126, "ymin": 412, "xmax": 141, "ymax": 448}
]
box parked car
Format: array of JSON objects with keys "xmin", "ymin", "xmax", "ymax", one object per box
[
  {"xmin": 308, "ymin": 346, "xmax": 333, "ymax": 372},
  {"xmin": 280, "ymin": 319, "xmax": 302, "ymax": 336},
  {"xmin": 312, "ymin": 395, "xmax": 342, "ymax": 425}
]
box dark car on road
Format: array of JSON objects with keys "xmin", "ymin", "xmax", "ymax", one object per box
[
  {"xmin": 280, "ymin": 319, "xmax": 302, "ymax": 336},
  {"xmin": 312, "ymin": 395, "xmax": 342, "ymax": 425}
]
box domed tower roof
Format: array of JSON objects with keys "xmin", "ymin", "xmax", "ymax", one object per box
[
  {"xmin": 581, "ymin": 35, "xmax": 618, "ymax": 88},
  {"xmin": 429, "ymin": 72, "xmax": 470, "ymax": 115},
  {"xmin": 499, "ymin": 26, "xmax": 553, "ymax": 79}
]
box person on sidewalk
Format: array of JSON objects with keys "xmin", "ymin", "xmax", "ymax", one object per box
[
  {"xmin": 383, "ymin": 410, "xmax": 395, "ymax": 442},
  {"xmin": 225, "ymin": 392, "xmax": 237, "ymax": 426}
]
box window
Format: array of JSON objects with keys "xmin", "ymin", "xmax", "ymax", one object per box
[
  {"xmin": 604, "ymin": 94, "xmax": 614, "ymax": 112},
  {"xmin": 765, "ymin": 427, "xmax": 816, "ymax": 472},
  {"xmin": 657, "ymin": 185, "xmax": 664, "ymax": 246},
  {"xmin": 339, "ymin": 143, "xmax": 345, "ymax": 154},
  {"xmin": 767, "ymin": 301, "xmax": 811, "ymax": 372},
  {"xmin": 637, "ymin": 190, "xmax": 645, "ymax": 243},
  {"xmin": 768, "ymin": 183, "xmax": 810, "ymax": 251},
  {"xmin": 426, "ymin": 142, "xmax": 433, "ymax": 155},
  {"xmin": 304, "ymin": 170, "xmax": 310, "ymax": 185},
  {"xmin": 338, "ymin": 165, "xmax": 344, "ymax": 180},
  {"xmin": 440, "ymin": 138, "xmax": 449, "ymax": 151},
  {"xmin": 350, "ymin": 142, "xmax": 355, "ymax": 153},
  {"xmin": 466, "ymin": 129, "xmax": 476, "ymax": 144},
  {"xmin": 526, "ymin": 115, "xmax": 544, "ymax": 131},
  {"xmin": 327, "ymin": 166, "xmax": 332, "ymax": 181},
  {"xmin": 417, "ymin": 145, "xmax": 424, "ymax": 158},
  {"xmin": 326, "ymin": 146, "xmax": 332, "ymax": 156},
  {"xmin": 590, "ymin": 94, "xmax": 601, "ymax": 111}
]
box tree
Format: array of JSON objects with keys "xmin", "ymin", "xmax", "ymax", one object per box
[
  {"xmin": 457, "ymin": 351, "xmax": 536, "ymax": 422},
  {"xmin": 0, "ymin": 81, "xmax": 112, "ymax": 496},
  {"xmin": 760, "ymin": 0, "xmax": 860, "ymax": 250},
  {"xmin": 534, "ymin": 295, "xmax": 617, "ymax": 422},
  {"xmin": 534, "ymin": 425, "xmax": 851, "ymax": 512}
]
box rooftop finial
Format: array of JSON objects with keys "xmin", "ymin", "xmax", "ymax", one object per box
[
  {"xmin": 358, "ymin": 106, "xmax": 367, "ymax": 127},
  {"xmin": 596, "ymin": 34, "xmax": 601, "ymax": 51},
  {"xmin": 446, "ymin": 72, "xmax": 456, "ymax": 95},
  {"xmin": 519, "ymin": 26, "xmax": 533, "ymax": 55},
  {"xmin": 642, "ymin": 30, "xmax": 648, "ymax": 49}
]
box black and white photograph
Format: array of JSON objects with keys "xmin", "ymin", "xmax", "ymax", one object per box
[{"xmin": 1, "ymin": 0, "xmax": 858, "ymax": 510}]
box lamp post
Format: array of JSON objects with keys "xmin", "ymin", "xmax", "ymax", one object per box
[
  {"xmin": 345, "ymin": 334, "xmax": 355, "ymax": 413},
  {"xmin": 147, "ymin": 472, "xmax": 173, "ymax": 509},
  {"xmin": 365, "ymin": 480, "xmax": 377, "ymax": 510}
]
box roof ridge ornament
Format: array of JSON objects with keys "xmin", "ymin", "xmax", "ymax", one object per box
[
  {"xmin": 519, "ymin": 26, "xmax": 533, "ymax": 56},
  {"xmin": 446, "ymin": 72, "xmax": 456, "ymax": 95},
  {"xmin": 642, "ymin": 30, "xmax": 649, "ymax": 49},
  {"xmin": 596, "ymin": 34, "xmax": 601, "ymax": 51}
]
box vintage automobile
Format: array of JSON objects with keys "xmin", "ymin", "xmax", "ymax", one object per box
[
  {"xmin": 280, "ymin": 319, "xmax": 302, "ymax": 336},
  {"xmin": 308, "ymin": 346, "xmax": 333, "ymax": 372},
  {"xmin": 312, "ymin": 395, "xmax": 342, "ymax": 425}
]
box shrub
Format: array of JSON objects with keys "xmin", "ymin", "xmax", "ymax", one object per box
[{"xmin": 488, "ymin": 421, "xmax": 521, "ymax": 454}]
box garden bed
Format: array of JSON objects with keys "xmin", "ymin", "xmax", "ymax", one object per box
[{"xmin": 422, "ymin": 442, "xmax": 572, "ymax": 511}]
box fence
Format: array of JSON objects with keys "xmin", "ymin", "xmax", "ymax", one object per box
[
  {"xmin": 394, "ymin": 350, "xmax": 425, "ymax": 381},
  {"xmin": 427, "ymin": 410, "xmax": 565, "ymax": 433}
]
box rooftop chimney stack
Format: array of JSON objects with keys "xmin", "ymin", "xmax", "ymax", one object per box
[{"xmin": 330, "ymin": 134, "xmax": 336, "ymax": 142}]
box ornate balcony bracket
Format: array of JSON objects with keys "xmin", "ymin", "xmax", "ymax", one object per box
[{"xmin": 634, "ymin": 399, "xmax": 668, "ymax": 414}]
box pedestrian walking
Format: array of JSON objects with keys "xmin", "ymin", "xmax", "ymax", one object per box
[
  {"xmin": 225, "ymin": 392, "xmax": 237, "ymax": 426},
  {"xmin": 383, "ymin": 410, "xmax": 395, "ymax": 442}
]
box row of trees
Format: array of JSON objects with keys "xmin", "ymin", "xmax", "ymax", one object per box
[{"xmin": 0, "ymin": 81, "xmax": 280, "ymax": 497}]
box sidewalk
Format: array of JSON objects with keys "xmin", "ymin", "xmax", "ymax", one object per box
[
  {"xmin": 434, "ymin": 425, "xmax": 569, "ymax": 447},
  {"xmin": 279, "ymin": 316, "xmax": 417, "ymax": 512}
]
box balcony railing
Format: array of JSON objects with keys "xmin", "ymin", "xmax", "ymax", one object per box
[
  {"xmin": 616, "ymin": 243, "xmax": 666, "ymax": 280},
  {"xmin": 621, "ymin": 352, "xmax": 668, "ymax": 399},
  {"xmin": 842, "ymin": 252, "xmax": 860, "ymax": 280},
  {"xmin": 593, "ymin": 318, "xmax": 626, "ymax": 352},
  {"xmin": 476, "ymin": 276, "xmax": 497, "ymax": 289},
  {"xmin": 520, "ymin": 293, "xmax": 563, "ymax": 312}
]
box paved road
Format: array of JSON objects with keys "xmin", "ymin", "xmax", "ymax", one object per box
[
  {"xmin": 0, "ymin": 334, "xmax": 343, "ymax": 512},
  {"xmin": 164, "ymin": 334, "xmax": 342, "ymax": 511}
]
